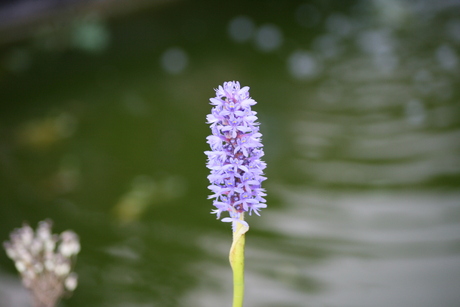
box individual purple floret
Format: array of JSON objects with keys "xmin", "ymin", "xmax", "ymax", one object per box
[{"xmin": 205, "ymin": 81, "xmax": 267, "ymax": 230}]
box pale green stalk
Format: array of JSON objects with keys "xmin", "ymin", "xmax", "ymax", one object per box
[{"xmin": 229, "ymin": 214, "xmax": 249, "ymax": 307}]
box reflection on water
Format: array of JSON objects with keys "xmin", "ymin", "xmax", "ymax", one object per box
[
  {"xmin": 113, "ymin": 174, "xmax": 186, "ymax": 223},
  {"xmin": 189, "ymin": 190, "xmax": 460, "ymax": 307},
  {"xmin": 260, "ymin": 189, "xmax": 460, "ymax": 307},
  {"xmin": 0, "ymin": 0, "xmax": 459, "ymax": 306},
  {"xmin": 183, "ymin": 1, "xmax": 460, "ymax": 306}
]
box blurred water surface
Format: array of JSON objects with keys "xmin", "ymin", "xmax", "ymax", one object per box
[{"xmin": 0, "ymin": 1, "xmax": 459, "ymax": 306}]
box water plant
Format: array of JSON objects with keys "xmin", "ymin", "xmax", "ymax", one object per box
[
  {"xmin": 205, "ymin": 81, "xmax": 267, "ymax": 307},
  {"xmin": 3, "ymin": 220, "xmax": 80, "ymax": 307}
]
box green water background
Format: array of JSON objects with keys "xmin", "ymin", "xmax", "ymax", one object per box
[{"xmin": 1, "ymin": 0, "xmax": 459, "ymax": 306}]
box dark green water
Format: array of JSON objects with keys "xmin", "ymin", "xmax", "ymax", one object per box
[{"xmin": 1, "ymin": 1, "xmax": 460, "ymax": 306}]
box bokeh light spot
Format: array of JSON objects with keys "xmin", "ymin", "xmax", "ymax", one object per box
[
  {"xmin": 288, "ymin": 51, "xmax": 321, "ymax": 79},
  {"xmin": 161, "ymin": 47, "xmax": 188, "ymax": 75},
  {"xmin": 254, "ymin": 24, "xmax": 283, "ymax": 52},
  {"xmin": 228, "ymin": 16, "xmax": 255, "ymax": 43}
]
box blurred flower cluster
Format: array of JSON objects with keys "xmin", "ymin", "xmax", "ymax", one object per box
[{"xmin": 3, "ymin": 220, "xmax": 80, "ymax": 307}]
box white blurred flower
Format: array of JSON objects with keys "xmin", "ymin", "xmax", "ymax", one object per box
[
  {"xmin": 65, "ymin": 273, "xmax": 78, "ymax": 291},
  {"xmin": 3, "ymin": 220, "xmax": 80, "ymax": 307}
]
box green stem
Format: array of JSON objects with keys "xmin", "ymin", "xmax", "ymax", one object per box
[{"xmin": 229, "ymin": 214, "xmax": 249, "ymax": 307}]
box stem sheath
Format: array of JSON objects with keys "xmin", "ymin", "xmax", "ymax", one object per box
[{"xmin": 229, "ymin": 215, "xmax": 249, "ymax": 307}]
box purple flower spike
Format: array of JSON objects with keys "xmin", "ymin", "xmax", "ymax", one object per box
[{"xmin": 205, "ymin": 81, "xmax": 267, "ymax": 229}]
